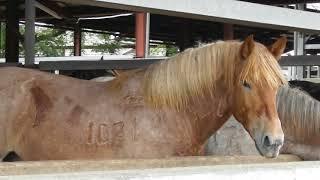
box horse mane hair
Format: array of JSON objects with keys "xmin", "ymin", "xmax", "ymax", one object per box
[
  {"xmin": 143, "ymin": 40, "xmax": 286, "ymax": 109},
  {"xmin": 277, "ymin": 86, "xmax": 320, "ymax": 141}
]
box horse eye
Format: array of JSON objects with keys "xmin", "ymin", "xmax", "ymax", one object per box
[{"xmin": 243, "ymin": 81, "xmax": 251, "ymax": 89}]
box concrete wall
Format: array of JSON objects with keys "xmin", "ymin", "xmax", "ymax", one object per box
[
  {"xmin": 2, "ymin": 160, "xmax": 320, "ymax": 180},
  {"xmin": 0, "ymin": 155, "xmax": 302, "ymax": 179}
]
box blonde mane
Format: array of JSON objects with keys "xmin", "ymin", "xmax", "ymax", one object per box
[
  {"xmin": 277, "ymin": 86, "xmax": 320, "ymax": 141},
  {"xmin": 143, "ymin": 40, "xmax": 286, "ymax": 109}
]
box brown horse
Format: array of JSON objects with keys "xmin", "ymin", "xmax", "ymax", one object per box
[{"xmin": 0, "ymin": 35, "xmax": 287, "ymax": 161}]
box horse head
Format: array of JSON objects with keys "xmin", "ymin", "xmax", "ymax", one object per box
[{"xmin": 231, "ymin": 35, "xmax": 287, "ymax": 158}]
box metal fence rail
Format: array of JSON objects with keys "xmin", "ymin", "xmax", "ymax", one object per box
[{"xmin": 0, "ymin": 56, "xmax": 319, "ymax": 70}]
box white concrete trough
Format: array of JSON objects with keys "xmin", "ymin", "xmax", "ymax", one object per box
[{"xmin": 1, "ymin": 155, "xmax": 318, "ymax": 180}]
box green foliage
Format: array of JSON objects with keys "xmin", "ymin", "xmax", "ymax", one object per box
[
  {"xmin": 150, "ymin": 43, "xmax": 178, "ymax": 57},
  {"xmin": 0, "ymin": 24, "xmax": 177, "ymax": 58},
  {"xmin": 0, "ymin": 23, "xmax": 5, "ymax": 58},
  {"xmin": 18, "ymin": 26, "xmax": 72, "ymax": 57},
  {"xmin": 35, "ymin": 28, "xmax": 70, "ymax": 57},
  {"xmin": 85, "ymin": 32, "xmax": 122, "ymax": 54},
  {"xmin": 150, "ymin": 44, "xmax": 165, "ymax": 56},
  {"xmin": 165, "ymin": 44, "xmax": 179, "ymax": 57}
]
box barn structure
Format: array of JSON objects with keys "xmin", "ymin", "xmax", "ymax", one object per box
[
  {"xmin": 0, "ymin": 0, "xmax": 320, "ymax": 179},
  {"xmin": 1, "ymin": 0, "xmax": 320, "ymax": 79}
]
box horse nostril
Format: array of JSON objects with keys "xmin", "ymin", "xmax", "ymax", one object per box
[{"xmin": 263, "ymin": 135, "xmax": 271, "ymax": 147}]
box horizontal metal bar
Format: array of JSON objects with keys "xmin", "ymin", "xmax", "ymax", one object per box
[
  {"xmin": 0, "ymin": 63, "xmax": 23, "ymax": 67},
  {"xmin": 279, "ymin": 56, "xmax": 320, "ymax": 66},
  {"xmin": 60, "ymin": 0, "xmax": 320, "ymax": 33},
  {"xmin": 37, "ymin": 56, "xmax": 320, "ymax": 70},
  {"xmin": 3, "ymin": 55, "xmax": 320, "ymax": 71},
  {"xmin": 38, "ymin": 59, "xmax": 164, "ymax": 70},
  {"xmin": 305, "ymin": 44, "xmax": 320, "ymax": 50}
]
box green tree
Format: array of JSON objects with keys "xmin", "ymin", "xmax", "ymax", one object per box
[
  {"xmin": 0, "ymin": 23, "xmax": 5, "ymax": 58},
  {"xmin": 18, "ymin": 26, "xmax": 72, "ymax": 57},
  {"xmin": 85, "ymin": 32, "xmax": 122, "ymax": 54},
  {"xmin": 150, "ymin": 43, "xmax": 178, "ymax": 57},
  {"xmin": 35, "ymin": 28, "xmax": 71, "ymax": 57},
  {"xmin": 165, "ymin": 44, "xmax": 179, "ymax": 56}
]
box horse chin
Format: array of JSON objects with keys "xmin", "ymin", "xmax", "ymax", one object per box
[{"xmin": 254, "ymin": 142, "xmax": 281, "ymax": 158}]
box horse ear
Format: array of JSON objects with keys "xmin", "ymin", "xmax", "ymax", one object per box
[
  {"xmin": 240, "ymin": 35, "xmax": 255, "ymax": 60},
  {"xmin": 268, "ymin": 36, "xmax": 287, "ymax": 61}
]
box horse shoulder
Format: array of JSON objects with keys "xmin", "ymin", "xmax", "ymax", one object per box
[{"xmin": 19, "ymin": 78, "xmax": 53, "ymax": 127}]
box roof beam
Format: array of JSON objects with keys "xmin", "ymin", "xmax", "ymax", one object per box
[
  {"xmin": 242, "ymin": 0, "xmax": 320, "ymax": 5},
  {"xmin": 60, "ymin": 0, "xmax": 320, "ymax": 33},
  {"xmin": 36, "ymin": 0, "xmax": 72, "ymax": 19}
]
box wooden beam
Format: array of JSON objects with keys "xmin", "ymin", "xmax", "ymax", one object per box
[
  {"xmin": 36, "ymin": 0, "xmax": 72, "ymax": 19},
  {"xmin": 35, "ymin": 1, "xmax": 62, "ymax": 19},
  {"xmin": 5, "ymin": 0, "xmax": 20, "ymax": 63}
]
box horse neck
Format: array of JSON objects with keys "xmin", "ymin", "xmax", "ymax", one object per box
[
  {"xmin": 184, "ymin": 86, "xmax": 233, "ymax": 144},
  {"xmin": 143, "ymin": 42, "xmax": 240, "ymax": 110},
  {"xmin": 126, "ymin": 72, "xmax": 232, "ymax": 142}
]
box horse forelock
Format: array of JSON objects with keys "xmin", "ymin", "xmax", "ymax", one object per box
[
  {"xmin": 143, "ymin": 40, "xmax": 286, "ymax": 109},
  {"xmin": 239, "ymin": 43, "xmax": 287, "ymax": 89},
  {"xmin": 277, "ymin": 86, "xmax": 320, "ymax": 142}
]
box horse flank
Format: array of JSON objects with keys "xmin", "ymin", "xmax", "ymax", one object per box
[
  {"xmin": 143, "ymin": 40, "xmax": 286, "ymax": 109},
  {"xmin": 277, "ymin": 86, "xmax": 320, "ymax": 141}
]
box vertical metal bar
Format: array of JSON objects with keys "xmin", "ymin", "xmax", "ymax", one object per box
[
  {"xmin": 293, "ymin": 32, "xmax": 304, "ymax": 79},
  {"xmin": 293, "ymin": 4, "xmax": 305, "ymax": 80},
  {"xmin": 291, "ymin": 66, "xmax": 295, "ymax": 80},
  {"xmin": 144, "ymin": 13, "xmax": 150, "ymax": 58},
  {"xmin": 74, "ymin": 24, "xmax": 82, "ymax": 56},
  {"xmin": 25, "ymin": 0, "xmax": 36, "ymax": 65},
  {"xmin": 135, "ymin": 12, "xmax": 146, "ymax": 58},
  {"xmin": 306, "ymin": 66, "xmax": 310, "ymax": 78},
  {"xmin": 5, "ymin": 0, "xmax": 19, "ymax": 62}
]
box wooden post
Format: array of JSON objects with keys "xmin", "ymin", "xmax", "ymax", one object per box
[
  {"xmin": 5, "ymin": 0, "xmax": 19, "ymax": 62},
  {"xmin": 135, "ymin": 12, "xmax": 146, "ymax": 58},
  {"xmin": 74, "ymin": 24, "xmax": 82, "ymax": 56},
  {"xmin": 223, "ymin": 24, "xmax": 234, "ymax": 40},
  {"xmin": 25, "ymin": 0, "xmax": 36, "ymax": 65}
]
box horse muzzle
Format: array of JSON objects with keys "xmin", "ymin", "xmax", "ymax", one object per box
[{"xmin": 256, "ymin": 134, "xmax": 284, "ymax": 158}]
